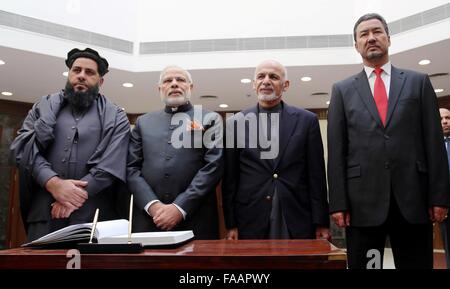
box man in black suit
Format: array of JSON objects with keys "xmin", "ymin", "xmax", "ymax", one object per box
[
  {"xmin": 127, "ymin": 65, "xmax": 223, "ymax": 239},
  {"xmin": 327, "ymin": 13, "xmax": 450, "ymax": 269},
  {"xmin": 222, "ymin": 59, "xmax": 330, "ymax": 240}
]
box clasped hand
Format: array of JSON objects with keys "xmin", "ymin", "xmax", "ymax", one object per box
[{"xmin": 45, "ymin": 176, "xmax": 88, "ymax": 219}]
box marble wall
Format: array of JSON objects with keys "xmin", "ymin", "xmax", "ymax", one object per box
[{"xmin": 0, "ymin": 112, "xmax": 24, "ymax": 249}]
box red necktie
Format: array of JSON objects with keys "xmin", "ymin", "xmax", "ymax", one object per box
[{"xmin": 374, "ymin": 68, "xmax": 388, "ymax": 126}]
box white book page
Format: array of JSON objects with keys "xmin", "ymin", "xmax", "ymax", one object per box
[
  {"xmin": 31, "ymin": 223, "xmax": 92, "ymax": 243},
  {"xmin": 95, "ymin": 219, "xmax": 129, "ymax": 239},
  {"xmin": 22, "ymin": 219, "xmax": 130, "ymax": 247},
  {"xmin": 99, "ymin": 230, "xmax": 194, "ymax": 245}
]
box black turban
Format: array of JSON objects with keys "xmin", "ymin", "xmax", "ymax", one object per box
[{"xmin": 65, "ymin": 47, "xmax": 109, "ymax": 76}]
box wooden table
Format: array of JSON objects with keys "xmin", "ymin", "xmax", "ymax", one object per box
[{"xmin": 0, "ymin": 239, "xmax": 346, "ymax": 269}]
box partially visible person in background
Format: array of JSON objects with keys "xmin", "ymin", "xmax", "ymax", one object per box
[{"xmin": 439, "ymin": 107, "xmax": 450, "ymax": 268}]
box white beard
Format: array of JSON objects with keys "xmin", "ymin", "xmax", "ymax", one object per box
[
  {"xmin": 258, "ymin": 92, "xmax": 279, "ymax": 102},
  {"xmin": 162, "ymin": 91, "xmax": 191, "ymax": 106}
]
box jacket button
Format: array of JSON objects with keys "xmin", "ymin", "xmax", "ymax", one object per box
[
  {"xmin": 384, "ymin": 162, "xmax": 390, "ymax": 169},
  {"xmin": 265, "ymin": 195, "xmax": 272, "ymax": 201},
  {"xmin": 273, "ymin": 173, "xmax": 278, "ymax": 179},
  {"xmin": 384, "ymin": 134, "xmax": 390, "ymax": 140}
]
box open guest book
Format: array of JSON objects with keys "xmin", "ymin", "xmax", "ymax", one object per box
[{"xmin": 22, "ymin": 219, "xmax": 194, "ymax": 248}]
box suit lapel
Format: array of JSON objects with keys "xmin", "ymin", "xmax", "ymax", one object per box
[
  {"xmin": 353, "ymin": 70, "xmax": 384, "ymax": 128},
  {"xmin": 274, "ymin": 102, "xmax": 298, "ymax": 169},
  {"xmin": 385, "ymin": 66, "xmax": 406, "ymax": 127}
]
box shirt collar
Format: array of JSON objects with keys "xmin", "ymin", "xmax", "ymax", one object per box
[
  {"xmin": 258, "ymin": 101, "xmax": 283, "ymax": 113},
  {"xmin": 364, "ymin": 61, "xmax": 392, "ymax": 79},
  {"xmin": 164, "ymin": 101, "xmax": 193, "ymax": 113}
]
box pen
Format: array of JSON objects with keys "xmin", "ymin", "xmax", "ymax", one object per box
[
  {"xmin": 128, "ymin": 195, "xmax": 133, "ymax": 244},
  {"xmin": 89, "ymin": 208, "xmax": 99, "ymax": 244}
]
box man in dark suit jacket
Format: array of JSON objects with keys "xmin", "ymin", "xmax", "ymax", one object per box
[
  {"xmin": 222, "ymin": 59, "xmax": 330, "ymax": 240},
  {"xmin": 327, "ymin": 13, "xmax": 450, "ymax": 269},
  {"xmin": 127, "ymin": 65, "xmax": 223, "ymax": 239}
]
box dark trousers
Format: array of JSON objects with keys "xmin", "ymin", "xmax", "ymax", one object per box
[{"xmin": 345, "ymin": 199, "xmax": 433, "ymax": 269}]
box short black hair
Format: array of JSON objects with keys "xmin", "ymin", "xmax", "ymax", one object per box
[
  {"xmin": 353, "ymin": 13, "xmax": 389, "ymax": 41},
  {"xmin": 65, "ymin": 47, "xmax": 109, "ymax": 76}
]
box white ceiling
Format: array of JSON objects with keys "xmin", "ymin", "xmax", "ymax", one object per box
[
  {"xmin": 1, "ymin": 38, "xmax": 449, "ymax": 114},
  {"xmin": 0, "ymin": 1, "xmax": 449, "ymax": 113}
]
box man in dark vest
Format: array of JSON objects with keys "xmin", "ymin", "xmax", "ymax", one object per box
[{"xmin": 127, "ymin": 65, "xmax": 223, "ymax": 239}]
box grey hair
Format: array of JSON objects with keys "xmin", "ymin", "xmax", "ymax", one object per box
[
  {"xmin": 158, "ymin": 65, "xmax": 193, "ymax": 84},
  {"xmin": 253, "ymin": 60, "xmax": 288, "ymax": 80}
]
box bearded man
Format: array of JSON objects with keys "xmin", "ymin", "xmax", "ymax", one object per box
[
  {"xmin": 222, "ymin": 59, "xmax": 330, "ymax": 240},
  {"xmin": 10, "ymin": 48, "xmax": 130, "ymax": 241},
  {"xmin": 126, "ymin": 65, "xmax": 223, "ymax": 239}
]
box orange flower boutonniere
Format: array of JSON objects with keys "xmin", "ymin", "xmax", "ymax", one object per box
[{"xmin": 186, "ymin": 120, "xmax": 204, "ymax": 131}]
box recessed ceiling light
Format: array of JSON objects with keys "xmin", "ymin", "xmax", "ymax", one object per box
[
  {"xmin": 2, "ymin": 91, "xmax": 13, "ymax": 96},
  {"xmin": 0, "ymin": 60, "xmax": 5, "ymax": 65},
  {"xmin": 122, "ymin": 82, "xmax": 134, "ymax": 88},
  {"xmin": 200, "ymin": 95, "xmax": 218, "ymax": 99},
  {"xmin": 326, "ymin": 100, "xmax": 330, "ymax": 105},
  {"xmin": 311, "ymin": 92, "xmax": 329, "ymax": 96},
  {"xmin": 241, "ymin": 78, "xmax": 251, "ymax": 84},
  {"xmin": 62, "ymin": 71, "xmax": 68, "ymax": 77},
  {"xmin": 435, "ymin": 88, "xmax": 444, "ymax": 93},
  {"xmin": 418, "ymin": 59, "xmax": 431, "ymax": 66},
  {"xmin": 301, "ymin": 76, "xmax": 312, "ymax": 82},
  {"xmin": 219, "ymin": 104, "xmax": 229, "ymax": 108}
]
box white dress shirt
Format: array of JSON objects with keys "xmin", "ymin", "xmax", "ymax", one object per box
[
  {"xmin": 364, "ymin": 61, "xmax": 392, "ymax": 99},
  {"xmin": 145, "ymin": 200, "xmax": 187, "ymax": 219}
]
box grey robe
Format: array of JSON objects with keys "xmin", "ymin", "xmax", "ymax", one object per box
[{"xmin": 10, "ymin": 91, "xmax": 130, "ymax": 240}]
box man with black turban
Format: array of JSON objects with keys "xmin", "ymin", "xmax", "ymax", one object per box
[{"xmin": 10, "ymin": 48, "xmax": 130, "ymax": 241}]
